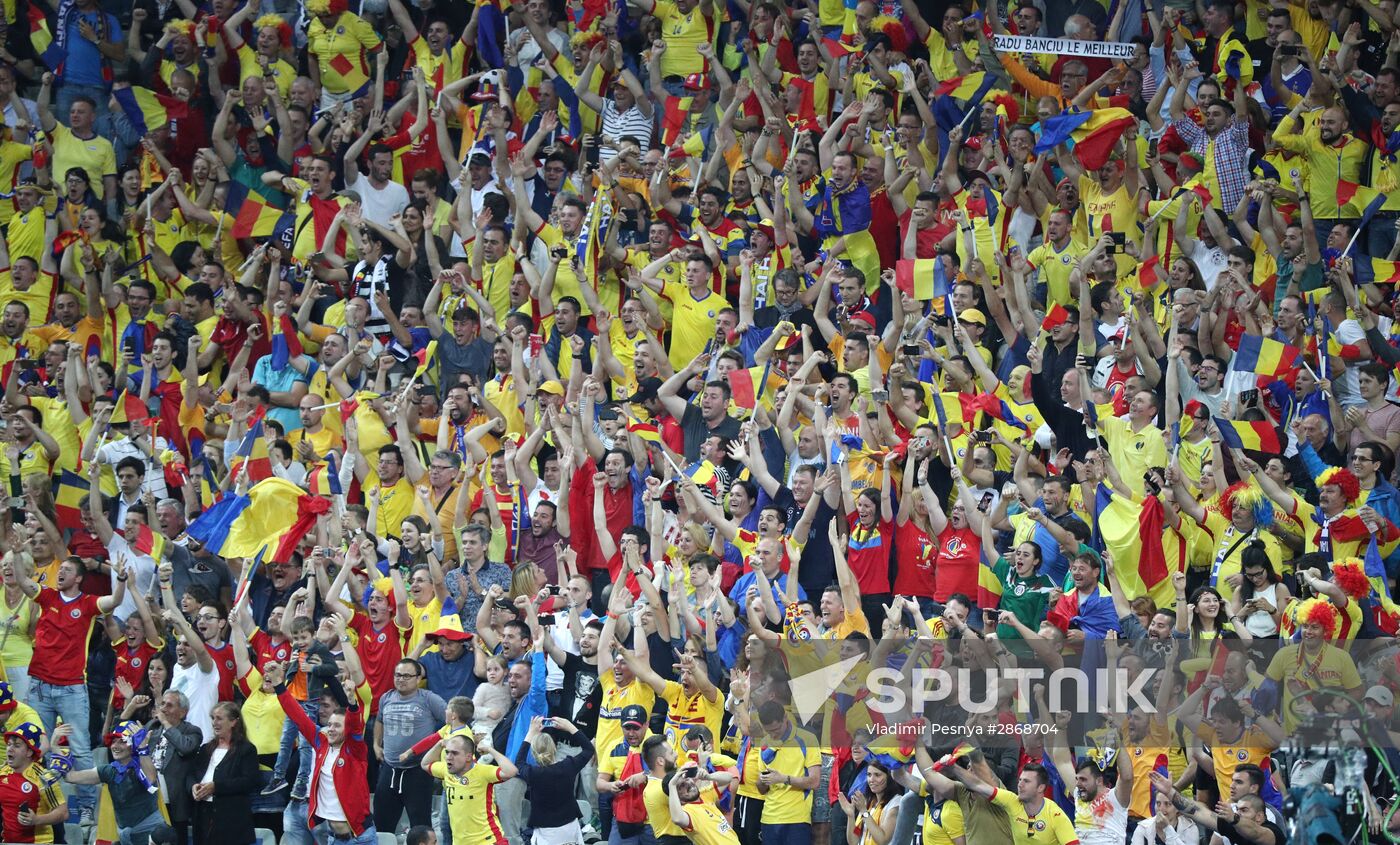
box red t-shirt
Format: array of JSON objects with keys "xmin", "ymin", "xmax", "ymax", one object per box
[
  {"xmin": 0, "ymin": 765, "xmax": 61, "ymax": 843},
  {"xmin": 32, "ymin": 589, "xmax": 102, "ymax": 686},
  {"xmin": 250, "ymin": 630, "xmax": 292, "ymax": 670},
  {"xmin": 113, "ymin": 639, "xmax": 161, "ymax": 710},
  {"xmin": 206, "ymin": 641, "xmax": 237, "ymax": 702},
  {"xmin": 933, "ymin": 526, "xmax": 981, "ymax": 603},
  {"xmin": 386, "ymin": 112, "xmax": 445, "ymax": 185},
  {"xmin": 351, "ymin": 612, "xmax": 406, "ymax": 715},
  {"xmin": 845, "ymin": 514, "xmax": 893, "ymax": 596},
  {"xmin": 897, "ymin": 209, "xmax": 942, "ymax": 259},
  {"xmin": 893, "ymin": 520, "xmax": 937, "ymax": 599}
]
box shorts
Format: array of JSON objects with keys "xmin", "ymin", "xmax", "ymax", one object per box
[{"xmin": 810, "ymin": 754, "xmax": 833, "ymax": 823}]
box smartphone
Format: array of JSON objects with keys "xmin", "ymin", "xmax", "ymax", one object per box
[
  {"xmin": 973, "ymin": 430, "xmax": 992, "ymax": 443},
  {"xmin": 1239, "ymin": 388, "xmax": 1260, "ymax": 406},
  {"xmin": 871, "ymin": 389, "xmax": 889, "ymax": 403},
  {"xmin": 1278, "ymin": 45, "xmax": 1299, "ymax": 56},
  {"xmin": 528, "ymin": 333, "xmax": 544, "ymax": 357},
  {"xmin": 1108, "ymin": 232, "xmax": 1127, "ymax": 253},
  {"xmin": 14, "ymin": 359, "xmax": 36, "ymax": 371},
  {"xmin": 123, "ymin": 336, "xmax": 139, "ymax": 359},
  {"xmin": 542, "ymin": 718, "xmax": 554, "ymax": 728},
  {"xmin": 902, "ymin": 343, "xmax": 919, "ymax": 356}
]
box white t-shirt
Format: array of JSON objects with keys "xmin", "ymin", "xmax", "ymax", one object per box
[
  {"xmin": 1189, "ymin": 241, "xmax": 1228, "ymax": 291},
  {"xmin": 317, "ymin": 746, "xmax": 347, "ymax": 821},
  {"xmin": 171, "ymin": 660, "xmax": 220, "ymax": 743},
  {"xmin": 103, "ymin": 535, "xmax": 156, "ymax": 623},
  {"xmin": 1074, "ymin": 785, "xmax": 1128, "ymax": 845},
  {"xmin": 346, "ymin": 172, "xmax": 410, "ymax": 227}
]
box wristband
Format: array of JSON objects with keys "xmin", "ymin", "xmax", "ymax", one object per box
[{"xmin": 607, "ymin": 610, "xmax": 619, "ymax": 620}]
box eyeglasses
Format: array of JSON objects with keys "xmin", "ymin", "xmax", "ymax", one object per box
[
  {"xmin": 394, "ymin": 672, "xmax": 420, "ymax": 679},
  {"xmin": 430, "ymin": 464, "xmax": 456, "ymax": 471}
]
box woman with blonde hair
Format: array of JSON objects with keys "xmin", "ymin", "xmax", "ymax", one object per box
[
  {"xmin": 513, "ymin": 715, "xmax": 595, "ymax": 845},
  {"xmin": 0, "ymin": 550, "xmax": 36, "ymax": 692}
]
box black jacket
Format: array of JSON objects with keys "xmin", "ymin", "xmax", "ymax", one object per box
[
  {"xmin": 515, "ymin": 733, "xmax": 596, "ymax": 829},
  {"xmin": 149, "ymin": 720, "xmax": 203, "ymax": 822},
  {"xmin": 189, "ymin": 739, "xmax": 260, "ymax": 845}
]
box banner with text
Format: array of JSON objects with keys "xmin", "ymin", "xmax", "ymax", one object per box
[{"xmin": 993, "ymin": 34, "xmax": 1137, "ymax": 59}]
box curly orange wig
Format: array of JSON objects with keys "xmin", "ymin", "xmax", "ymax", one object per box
[
  {"xmin": 1316, "ymin": 467, "xmax": 1361, "ymax": 506},
  {"xmin": 1300, "ymin": 597, "xmax": 1339, "ymax": 635},
  {"xmin": 870, "ymin": 16, "xmax": 909, "ymax": 54},
  {"xmin": 1331, "ymin": 558, "xmax": 1373, "ymax": 601},
  {"xmin": 306, "ymin": 0, "xmax": 347, "ymax": 17}
]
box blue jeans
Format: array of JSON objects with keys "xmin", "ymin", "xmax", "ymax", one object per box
[
  {"xmin": 317, "ymin": 823, "xmax": 377, "ymax": 845},
  {"xmin": 273, "ymin": 700, "xmax": 318, "ymax": 792},
  {"xmin": 282, "ymin": 798, "xmax": 328, "ymax": 845},
  {"xmin": 117, "ymin": 808, "xmax": 168, "ymax": 845},
  {"xmin": 28, "ymin": 679, "xmax": 94, "ymax": 812},
  {"xmin": 607, "ymin": 822, "xmax": 656, "ymax": 845}
]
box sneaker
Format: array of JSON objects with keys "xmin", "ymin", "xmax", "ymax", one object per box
[
  {"xmin": 79, "ymin": 808, "xmax": 94, "ymax": 827},
  {"xmin": 290, "ymin": 782, "xmax": 309, "ymax": 802},
  {"xmin": 261, "ymin": 778, "xmax": 289, "ymax": 796}
]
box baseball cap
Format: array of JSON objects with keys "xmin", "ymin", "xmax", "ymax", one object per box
[
  {"xmin": 1366, "ymin": 685, "xmax": 1395, "ymax": 707},
  {"xmin": 103, "ymin": 719, "xmax": 143, "ymax": 747},
  {"xmin": 628, "ymin": 377, "xmax": 663, "ymax": 404},
  {"xmin": 620, "ymin": 704, "xmax": 648, "ymax": 729},
  {"xmin": 538, "ymin": 380, "xmax": 565, "ymax": 396},
  {"xmin": 683, "ymin": 73, "xmax": 708, "ymax": 91},
  {"xmin": 4, "ymin": 722, "xmax": 42, "ymax": 755},
  {"xmin": 959, "ymin": 309, "xmax": 987, "ymax": 326},
  {"xmin": 848, "ymin": 311, "xmax": 877, "ymax": 329}
]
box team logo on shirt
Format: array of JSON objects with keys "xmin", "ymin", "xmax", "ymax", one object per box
[
  {"xmin": 226, "ymin": 660, "xmax": 235, "ymax": 670},
  {"xmin": 377, "ymin": 633, "xmax": 387, "ymax": 643},
  {"xmin": 131, "ymin": 658, "xmax": 143, "ymax": 669},
  {"xmin": 1237, "ymin": 749, "xmax": 1248, "ymax": 761},
  {"xmin": 337, "ymin": 758, "xmax": 345, "ymax": 767},
  {"xmin": 1033, "ymin": 821, "xmax": 1045, "ymax": 831},
  {"xmin": 944, "ymin": 537, "xmax": 966, "ymax": 556},
  {"xmin": 276, "ymin": 648, "xmax": 289, "ymax": 660},
  {"xmin": 336, "ymin": 26, "xmax": 345, "ymax": 33},
  {"xmin": 20, "ymin": 782, "xmax": 31, "ymax": 793},
  {"xmin": 70, "ymin": 609, "xmax": 82, "ymax": 619},
  {"xmin": 1013, "ymin": 583, "xmax": 1026, "ymax": 597}
]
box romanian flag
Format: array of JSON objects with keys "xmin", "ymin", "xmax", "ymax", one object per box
[
  {"xmin": 307, "ymin": 453, "xmax": 343, "ymax": 497},
  {"xmin": 684, "ymin": 459, "xmax": 719, "ymax": 499},
  {"xmin": 477, "ymin": 0, "xmax": 507, "ymax": 69},
  {"xmin": 191, "ymin": 478, "xmax": 308, "ymax": 559},
  {"xmin": 224, "ymin": 181, "xmax": 286, "ymax": 240},
  {"xmin": 129, "ymin": 523, "xmax": 167, "ymax": 562},
  {"xmin": 414, "ymin": 339, "xmax": 438, "ymax": 381},
  {"xmin": 269, "ymin": 314, "xmax": 304, "ymax": 371},
  {"xmin": 677, "ymin": 126, "xmax": 711, "ymax": 159},
  {"xmin": 54, "ymin": 469, "xmax": 89, "ymax": 535},
  {"xmin": 1094, "ymin": 485, "xmax": 1174, "ymax": 607},
  {"xmin": 1336, "ymin": 179, "xmax": 1387, "ymax": 224},
  {"xmin": 661, "ymin": 96, "xmax": 694, "ymax": 148},
  {"xmin": 1213, "ymin": 417, "xmax": 1282, "ymax": 454},
  {"xmin": 977, "ymin": 555, "xmax": 1003, "ymax": 609},
  {"xmin": 1033, "ymin": 107, "xmax": 1138, "ymax": 171},
  {"xmin": 821, "ymin": 37, "xmax": 861, "ymax": 59},
  {"xmin": 960, "ymin": 392, "xmax": 1029, "ymax": 431},
  {"xmin": 28, "ymin": 5, "xmax": 65, "ymax": 72},
  {"xmin": 232, "ymin": 408, "xmax": 274, "ymax": 482},
  {"xmin": 935, "ymin": 73, "xmax": 988, "ymax": 100},
  {"xmin": 626, "ymin": 416, "xmax": 662, "ymax": 444},
  {"xmin": 894, "ymin": 258, "xmax": 950, "ymax": 301},
  {"xmin": 1231, "ymin": 333, "xmax": 1300, "ymax": 378},
  {"xmin": 727, "ymin": 363, "xmax": 774, "ymax": 409},
  {"xmin": 109, "ymin": 391, "xmax": 149, "ymax": 425},
  {"xmin": 1355, "ymin": 257, "xmax": 1400, "ymax": 286},
  {"xmin": 1041, "ymin": 303, "xmax": 1071, "ymax": 331},
  {"xmin": 112, "ymin": 85, "xmax": 185, "ymax": 137}
]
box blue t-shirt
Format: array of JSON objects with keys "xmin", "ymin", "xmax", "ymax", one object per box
[{"xmin": 62, "ymin": 11, "xmax": 122, "ymax": 86}]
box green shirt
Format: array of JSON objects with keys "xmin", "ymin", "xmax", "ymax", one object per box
[{"xmin": 991, "ymin": 557, "xmax": 1054, "ymax": 639}]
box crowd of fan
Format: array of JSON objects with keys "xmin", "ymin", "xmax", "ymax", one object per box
[{"xmin": 1, "ymin": 0, "xmax": 1400, "ymax": 843}]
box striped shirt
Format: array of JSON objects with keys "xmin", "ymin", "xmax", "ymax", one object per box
[{"xmin": 600, "ymin": 100, "xmax": 654, "ymax": 163}]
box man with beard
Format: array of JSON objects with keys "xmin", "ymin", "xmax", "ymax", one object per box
[
  {"xmin": 265, "ymin": 154, "xmax": 355, "ymax": 264},
  {"xmin": 596, "ymin": 304, "xmax": 665, "ymax": 402},
  {"xmin": 657, "ymin": 356, "xmax": 741, "ymax": 461},
  {"xmin": 1150, "ymin": 773, "xmax": 1283, "ymax": 845},
  {"xmin": 468, "ymin": 222, "xmax": 517, "ymax": 320},
  {"xmin": 1273, "ymin": 103, "xmax": 1369, "ymax": 241}
]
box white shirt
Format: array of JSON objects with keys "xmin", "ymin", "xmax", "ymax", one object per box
[
  {"xmin": 346, "ymin": 172, "xmax": 410, "ymax": 227},
  {"xmin": 316, "ymin": 746, "xmax": 347, "ymax": 821},
  {"xmin": 1074, "ymin": 786, "xmax": 1128, "ymax": 845},
  {"xmin": 96, "ymin": 437, "xmax": 170, "ymax": 499},
  {"xmin": 103, "ymin": 534, "xmax": 156, "ymax": 622},
  {"xmin": 198, "ymin": 746, "xmax": 228, "ymax": 801},
  {"xmin": 171, "ymin": 660, "xmax": 220, "ymax": 743},
  {"xmin": 1189, "ymin": 241, "xmax": 1228, "ymax": 291},
  {"xmin": 1129, "ymin": 814, "xmax": 1199, "ymax": 845}
]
